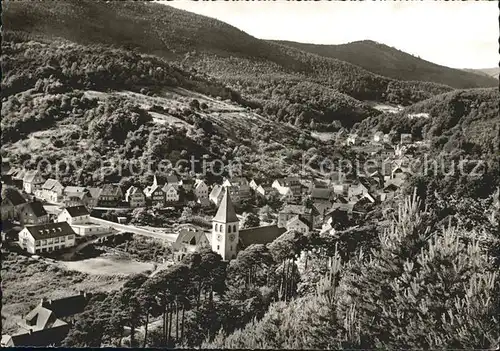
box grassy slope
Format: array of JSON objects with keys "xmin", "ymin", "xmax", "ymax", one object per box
[{"xmin": 274, "ymin": 40, "xmax": 498, "ymax": 89}]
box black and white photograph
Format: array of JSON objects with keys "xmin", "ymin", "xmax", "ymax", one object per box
[{"xmin": 1, "ymin": 0, "xmax": 499, "ymax": 348}]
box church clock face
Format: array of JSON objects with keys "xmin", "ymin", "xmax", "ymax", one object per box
[
  {"xmin": 229, "ymin": 234, "xmax": 236, "ymax": 242},
  {"xmin": 217, "ymin": 234, "xmax": 223, "ymax": 242}
]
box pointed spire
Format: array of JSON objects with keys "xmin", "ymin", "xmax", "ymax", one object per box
[{"xmin": 213, "ymin": 188, "xmax": 239, "ymax": 223}]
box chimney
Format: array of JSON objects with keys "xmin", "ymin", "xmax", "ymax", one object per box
[
  {"xmin": 28, "ymin": 328, "xmax": 33, "ymax": 335},
  {"xmin": 41, "ymin": 297, "xmax": 47, "ymax": 305}
]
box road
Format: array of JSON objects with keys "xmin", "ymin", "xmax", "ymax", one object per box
[{"xmin": 88, "ymin": 217, "xmax": 178, "ymax": 242}]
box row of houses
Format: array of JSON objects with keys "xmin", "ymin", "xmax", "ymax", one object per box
[{"xmin": 3, "ymin": 168, "xmax": 212, "ymax": 209}]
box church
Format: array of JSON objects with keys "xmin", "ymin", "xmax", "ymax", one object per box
[{"xmin": 210, "ymin": 189, "xmax": 286, "ymax": 261}]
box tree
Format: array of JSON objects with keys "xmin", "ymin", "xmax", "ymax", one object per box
[
  {"xmin": 241, "ymin": 212, "xmax": 260, "ymax": 229},
  {"xmin": 189, "ymin": 99, "xmax": 200, "ymax": 110}
]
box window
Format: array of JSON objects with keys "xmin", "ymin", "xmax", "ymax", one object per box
[
  {"xmin": 233, "ymin": 225, "xmax": 237, "ymax": 232},
  {"xmin": 54, "ymin": 238, "xmax": 59, "ymax": 243},
  {"xmin": 68, "ymin": 235, "xmax": 74, "ymax": 240},
  {"xmin": 60, "ymin": 237, "xmax": 66, "ymax": 241},
  {"xmin": 230, "ymin": 246, "xmax": 233, "ymax": 251},
  {"xmin": 228, "ymin": 226, "xmax": 231, "ymax": 233},
  {"xmin": 217, "ymin": 245, "xmax": 220, "ymax": 250},
  {"xmin": 36, "ymin": 241, "xmax": 41, "ymax": 247},
  {"xmin": 42, "ymin": 240, "xmax": 47, "ymax": 245}
]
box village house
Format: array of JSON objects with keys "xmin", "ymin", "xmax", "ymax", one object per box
[
  {"xmin": 172, "ymin": 226, "xmax": 210, "ymax": 261},
  {"xmin": 62, "ymin": 187, "xmax": 95, "ymax": 209},
  {"xmin": 400, "ymin": 133, "xmax": 412, "ymax": 144},
  {"xmin": 163, "ymin": 183, "xmax": 180, "ymax": 203},
  {"xmin": 37, "ymin": 179, "xmax": 65, "ymax": 203},
  {"xmin": 286, "ymin": 215, "xmax": 312, "ymax": 235},
  {"xmin": 23, "ymin": 170, "xmax": 45, "ymax": 195},
  {"xmin": 193, "ymin": 179, "xmax": 209, "ymax": 200},
  {"xmin": 277, "ymin": 204, "xmax": 313, "ymax": 229},
  {"xmin": 125, "ymin": 185, "xmax": 146, "ymax": 208},
  {"xmin": 348, "ymin": 182, "xmax": 370, "ymax": 198},
  {"xmin": 19, "ymin": 201, "xmax": 50, "ymax": 226},
  {"xmin": 223, "ymin": 177, "xmax": 252, "ymax": 201},
  {"xmin": 18, "ymin": 222, "xmax": 76, "ymax": 254},
  {"xmin": 57, "ymin": 205, "xmax": 110, "ymax": 236},
  {"xmin": 255, "ymin": 183, "xmax": 273, "ymax": 198},
  {"xmin": 1, "ymin": 188, "xmax": 27, "ymax": 221},
  {"xmin": 310, "ymin": 187, "xmax": 335, "ymax": 202},
  {"xmin": 97, "ymin": 184, "xmax": 123, "ymax": 206},
  {"xmin": 312, "ymin": 200, "xmax": 333, "ymax": 224},
  {"xmin": 57, "ymin": 206, "xmax": 90, "ymax": 225},
  {"xmin": 11, "ymin": 168, "xmax": 27, "ymax": 189},
  {"xmin": 144, "ymin": 184, "xmax": 166, "ymax": 207},
  {"xmin": 272, "ymin": 177, "xmax": 302, "ymax": 198},
  {"xmin": 165, "ymin": 175, "xmax": 181, "ymax": 189},
  {"xmin": 280, "ymin": 187, "xmax": 296, "ymax": 203}
]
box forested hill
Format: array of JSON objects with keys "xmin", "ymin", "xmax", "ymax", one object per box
[
  {"xmin": 355, "ymin": 88, "xmax": 500, "ymax": 157},
  {"xmin": 3, "ymin": 0, "xmax": 454, "ymax": 107},
  {"xmin": 273, "ymin": 40, "xmax": 498, "ymax": 89}
]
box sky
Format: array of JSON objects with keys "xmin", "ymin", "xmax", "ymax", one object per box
[{"xmin": 162, "ymin": 0, "xmax": 498, "ymax": 69}]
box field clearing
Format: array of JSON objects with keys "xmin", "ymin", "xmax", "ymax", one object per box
[
  {"xmin": 62, "ymin": 254, "xmax": 155, "ymax": 276},
  {"xmin": 1, "ymin": 252, "xmax": 127, "ymax": 335}
]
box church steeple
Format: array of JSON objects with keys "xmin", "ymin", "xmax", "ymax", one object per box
[
  {"xmin": 212, "ymin": 189, "xmax": 239, "ymax": 261},
  {"xmin": 213, "ymin": 189, "xmax": 239, "ymax": 223}
]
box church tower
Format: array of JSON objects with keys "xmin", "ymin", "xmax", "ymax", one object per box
[{"xmin": 212, "ymin": 189, "xmax": 239, "ymax": 260}]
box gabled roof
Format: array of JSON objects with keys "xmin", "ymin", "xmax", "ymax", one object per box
[
  {"xmin": 162, "ymin": 183, "xmax": 178, "ymax": 193},
  {"xmin": 100, "ymin": 184, "xmax": 122, "ymax": 196},
  {"xmin": 165, "ymin": 175, "xmax": 180, "ymax": 184},
  {"xmin": 21, "ymin": 201, "xmax": 47, "ymax": 218},
  {"xmin": 125, "ymin": 185, "xmax": 144, "ymax": 198},
  {"xmin": 23, "ymin": 170, "xmax": 43, "ymax": 183},
  {"xmin": 239, "ymin": 225, "xmax": 287, "ymax": 247},
  {"xmin": 287, "ymin": 215, "xmax": 312, "ymax": 229},
  {"xmin": 64, "ymin": 205, "xmax": 89, "ymax": 217},
  {"xmin": 311, "ymin": 187, "xmax": 333, "ymax": 200},
  {"xmin": 280, "ymin": 204, "xmax": 307, "ymax": 215},
  {"xmin": 194, "ymin": 179, "xmax": 207, "ymax": 189},
  {"xmin": 87, "ymin": 187, "xmax": 102, "ymax": 199},
  {"xmin": 24, "ymin": 222, "xmax": 75, "ymax": 240},
  {"xmin": 144, "ymin": 184, "xmax": 163, "ymax": 197},
  {"xmin": 64, "ymin": 186, "xmax": 87, "ymax": 193},
  {"xmin": 176, "ymin": 229, "xmax": 209, "ymax": 247},
  {"xmin": 24, "ymin": 306, "xmax": 57, "ymax": 330},
  {"xmin": 209, "ymin": 184, "xmax": 223, "ymax": 198},
  {"xmin": 12, "ymin": 168, "xmax": 26, "ymax": 180},
  {"xmin": 41, "ymin": 179, "xmax": 63, "ymax": 191},
  {"xmin": 41, "ymin": 293, "xmax": 91, "ymax": 318},
  {"xmin": 213, "ymin": 189, "xmax": 239, "ymax": 223},
  {"xmin": 312, "ymin": 200, "xmax": 332, "ymax": 216}
]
